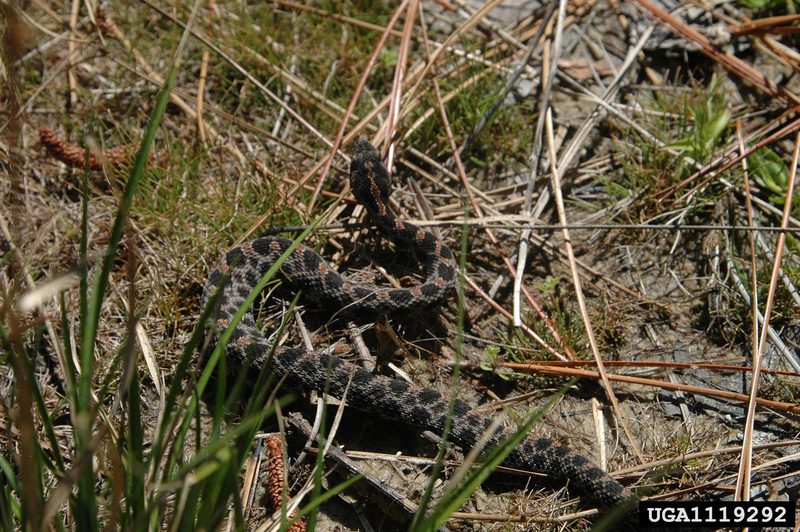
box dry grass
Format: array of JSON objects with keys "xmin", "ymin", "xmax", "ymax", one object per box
[{"xmin": 2, "ymin": 0, "xmax": 800, "ymax": 530}]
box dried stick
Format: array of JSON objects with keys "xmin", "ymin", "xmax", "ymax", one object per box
[
  {"xmin": 40, "ymin": 127, "xmax": 139, "ymax": 172},
  {"xmin": 418, "ymin": 4, "xmax": 571, "ymax": 358},
  {"xmin": 502, "ymin": 361, "xmax": 800, "ymax": 415},
  {"xmin": 736, "ymin": 130, "xmax": 800, "ymax": 499},
  {"xmin": 545, "ymin": 107, "xmax": 644, "ymax": 462},
  {"xmin": 266, "ymin": 435, "xmax": 306, "ymax": 532},
  {"xmin": 307, "ymin": 0, "xmax": 411, "ymax": 211}
]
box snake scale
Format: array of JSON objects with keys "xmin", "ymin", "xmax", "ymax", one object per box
[{"xmin": 201, "ymin": 139, "xmax": 639, "ymax": 525}]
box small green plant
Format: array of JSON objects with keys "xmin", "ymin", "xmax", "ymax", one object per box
[
  {"xmin": 749, "ymin": 147, "xmax": 792, "ymax": 205},
  {"xmin": 748, "ymin": 147, "xmax": 799, "ymax": 250},
  {"xmin": 667, "ymin": 78, "xmax": 731, "ymax": 167},
  {"xmin": 479, "ymin": 345, "xmax": 514, "ymax": 381},
  {"xmin": 605, "ymin": 77, "xmax": 736, "ymax": 219},
  {"xmin": 535, "ymin": 275, "xmax": 561, "ymax": 296},
  {"xmin": 738, "ymin": 0, "xmax": 795, "ymax": 11}
]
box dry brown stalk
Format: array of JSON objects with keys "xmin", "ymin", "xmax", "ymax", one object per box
[
  {"xmin": 504, "ymin": 361, "xmax": 800, "ymax": 415},
  {"xmin": 39, "ymin": 127, "xmax": 135, "ymax": 172},
  {"xmin": 307, "ymin": 0, "xmax": 412, "ymax": 211},
  {"xmin": 511, "ymin": 358, "xmax": 800, "ymax": 378},
  {"xmin": 729, "ymin": 14, "xmax": 800, "ymax": 37},
  {"xmin": 266, "ymin": 435, "xmax": 306, "ymax": 532},
  {"xmin": 196, "ymin": 0, "xmax": 217, "ymax": 145}
]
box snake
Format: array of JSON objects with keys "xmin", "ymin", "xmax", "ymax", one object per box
[{"xmin": 201, "ymin": 139, "xmax": 639, "ymax": 525}]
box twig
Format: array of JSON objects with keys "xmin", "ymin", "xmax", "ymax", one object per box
[
  {"xmin": 502, "ymin": 361, "xmax": 800, "ymax": 415},
  {"xmin": 734, "ymin": 117, "xmax": 758, "ymax": 502},
  {"xmin": 384, "ymin": 0, "xmax": 417, "ymax": 170},
  {"xmin": 514, "ymin": 0, "xmax": 564, "ymax": 327},
  {"xmin": 241, "ymin": 436, "xmax": 263, "ymax": 520},
  {"xmin": 545, "ymin": 107, "xmax": 644, "ymax": 462},
  {"xmin": 728, "ymin": 14, "xmax": 800, "ymax": 37},
  {"xmin": 456, "ymin": 2, "xmax": 554, "ymax": 159},
  {"xmin": 418, "ymin": 4, "xmax": 570, "ymax": 358},
  {"xmin": 195, "ymin": 0, "xmax": 217, "ymax": 145},
  {"xmin": 67, "ymin": 0, "xmax": 80, "ymax": 107},
  {"xmin": 513, "ymin": 21, "xmax": 655, "ymax": 338},
  {"xmin": 39, "ymin": 127, "xmax": 142, "ymax": 171},
  {"xmin": 286, "ymin": 414, "xmax": 419, "ymax": 522},
  {"xmin": 266, "ymin": 435, "xmax": 306, "ymax": 532},
  {"xmin": 736, "ymin": 130, "xmax": 800, "ymax": 500}
]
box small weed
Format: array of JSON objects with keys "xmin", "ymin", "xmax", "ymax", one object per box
[
  {"xmin": 535, "ymin": 275, "xmax": 561, "ymax": 296},
  {"xmin": 748, "ymin": 146, "xmax": 800, "ymax": 251},
  {"xmin": 749, "ymin": 147, "xmax": 791, "ymax": 203},
  {"xmin": 479, "ymin": 345, "xmax": 515, "ymax": 381},
  {"xmin": 738, "ymin": 0, "xmax": 796, "ymax": 12},
  {"xmin": 608, "ymin": 78, "xmax": 733, "ymax": 218},
  {"xmin": 666, "ymin": 78, "xmax": 731, "ymax": 170}
]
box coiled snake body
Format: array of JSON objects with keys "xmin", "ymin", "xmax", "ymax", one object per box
[{"xmin": 202, "ymin": 139, "xmax": 638, "ymax": 524}]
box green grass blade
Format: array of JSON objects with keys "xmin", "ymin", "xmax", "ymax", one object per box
[
  {"xmin": 292, "ymin": 474, "xmax": 363, "ymax": 524},
  {"xmin": 161, "ymin": 402, "xmax": 282, "ymax": 491},
  {"xmin": 0, "ymin": 453, "xmax": 22, "ymax": 526},
  {"xmin": 71, "ymin": 3, "xmax": 200, "ymax": 528},
  {"xmin": 73, "ymin": 146, "xmax": 94, "ymax": 532},
  {"xmin": 76, "ymin": 32, "xmax": 180, "ymax": 411},
  {"xmin": 196, "ymin": 219, "xmax": 322, "ymax": 399},
  {"xmin": 414, "ymin": 385, "xmax": 569, "ymax": 531},
  {"xmin": 126, "ymin": 362, "xmax": 145, "ymax": 524},
  {"xmin": 148, "ymin": 278, "xmax": 222, "ymax": 484}
]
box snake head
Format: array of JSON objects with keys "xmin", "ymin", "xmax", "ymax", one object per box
[{"xmin": 351, "ymin": 138, "xmax": 392, "ymax": 212}]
